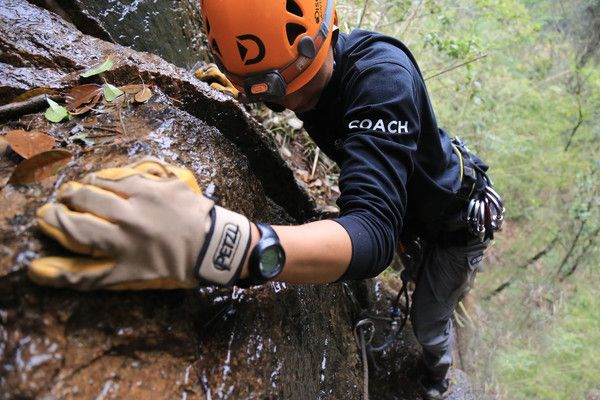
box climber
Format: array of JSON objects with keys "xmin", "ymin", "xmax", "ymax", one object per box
[{"xmin": 29, "ymin": 1, "xmax": 504, "ymax": 399}]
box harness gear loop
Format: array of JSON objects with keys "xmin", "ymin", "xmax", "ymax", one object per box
[{"xmin": 450, "ymin": 136, "xmax": 506, "ymax": 241}]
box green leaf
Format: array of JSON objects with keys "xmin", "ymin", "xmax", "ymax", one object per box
[
  {"xmin": 103, "ymin": 83, "xmax": 124, "ymax": 102},
  {"xmin": 44, "ymin": 98, "xmax": 69, "ymax": 123},
  {"xmin": 80, "ymin": 59, "xmax": 113, "ymax": 78}
]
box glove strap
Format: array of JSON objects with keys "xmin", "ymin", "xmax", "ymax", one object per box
[{"xmin": 195, "ymin": 206, "xmax": 252, "ymax": 286}]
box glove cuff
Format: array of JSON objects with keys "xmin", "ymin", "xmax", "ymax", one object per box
[{"xmin": 194, "ymin": 205, "xmax": 251, "ymax": 286}]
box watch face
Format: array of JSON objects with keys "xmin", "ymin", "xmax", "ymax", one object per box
[{"xmin": 260, "ymin": 245, "xmax": 283, "ymax": 277}]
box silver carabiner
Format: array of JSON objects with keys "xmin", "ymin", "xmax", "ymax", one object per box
[{"xmin": 354, "ymin": 318, "xmax": 375, "ymax": 349}]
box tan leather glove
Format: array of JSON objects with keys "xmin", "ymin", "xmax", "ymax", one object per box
[
  {"xmin": 29, "ymin": 159, "xmax": 251, "ymax": 290},
  {"xmin": 194, "ymin": 63, "xmax": 240, "ymax": 99}
]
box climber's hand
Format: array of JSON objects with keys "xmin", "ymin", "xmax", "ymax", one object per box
[
  {"xmin": 29, "ymin": 159, "xmax": 251, "ymax": 290},
  {"xmin": 194, "ymin": 63, "xmax": 240, "ymax": 99}
]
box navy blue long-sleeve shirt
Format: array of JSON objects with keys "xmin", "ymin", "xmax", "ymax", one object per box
[{"xmin": 297, "ymin": 30, "xmax": 463, "ymax": 280}]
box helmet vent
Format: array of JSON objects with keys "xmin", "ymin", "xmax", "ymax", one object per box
[
  {"xmin": 286, "ymin": 23, "xmax": 307, "ymax": 46},
  {"xmin": 286, "ymin": 0, "xmax": 303, "ymax": 17},
  {"xmin": 211, "ymin": 39, "xmax": 222, "ymax": 57},
  {"xmin": 204, "ymin": 18, "xmax": 211, "ymax": 34}
]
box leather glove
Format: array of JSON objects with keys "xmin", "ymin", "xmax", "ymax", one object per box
[
  {"xmin": 29, "ymin": 159, "xmax": 251, "ymax": 290},
  {"xmin": 194, "ymin": 63, "xmax": 240, "ymax": 99}
]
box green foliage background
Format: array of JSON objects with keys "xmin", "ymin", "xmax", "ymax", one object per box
[{"xmin": 336, "ymin": 0, "xmax": 600, "ymax": 398}]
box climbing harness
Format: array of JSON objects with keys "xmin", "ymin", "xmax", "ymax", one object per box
[{"xmin": 344, "ymin": 138, "xmax": 504, "ymax": 399}]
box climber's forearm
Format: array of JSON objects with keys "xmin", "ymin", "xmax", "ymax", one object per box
[{"xmin": 240, "ymin": 220, "xmax": 352, "ymax": 284}]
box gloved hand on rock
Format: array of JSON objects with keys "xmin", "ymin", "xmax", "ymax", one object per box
[
  {"xmin": 194, "ymin": 63, "xmax": 240, "ymax": 99},
  {"xmin": 29, "ymin": 159, "xmax": 251, "ymax": 290}
]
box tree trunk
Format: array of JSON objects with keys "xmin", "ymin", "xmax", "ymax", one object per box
[
  {"xmin": 30, "ymin": 0, "xmax": 211, "ymax": 68},
  {"xmin": 0, "ymin": 1, "xmax": 364, "ymax": 398}
]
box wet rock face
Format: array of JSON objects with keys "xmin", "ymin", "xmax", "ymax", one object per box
[
  {"xmin": 36, "ymin": 0, "xmax": 210, "ymax": 68},
  {"xmin": 0, "ymin": 0, "xmax": 315, "ymax": 222},
  {"xmin": 0, "ymin": 1, "xmax": 363, "ymax": 399}
]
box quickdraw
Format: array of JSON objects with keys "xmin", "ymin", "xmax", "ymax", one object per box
[
  {"xmin": 343, "ymin": 270, "xmax": 411, "ymax": 357},
  {"xmin": 452, "ymin": 137, "xmax": 506, "ymax": 241}
]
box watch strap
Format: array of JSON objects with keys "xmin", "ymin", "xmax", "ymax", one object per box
[
  {"xmin": 239, "ymin": 223, "xmax": 284, "ymax": 287},
  {"xmin": 194, "ymin": 205, "xmax": 252, "ymax": 286}
]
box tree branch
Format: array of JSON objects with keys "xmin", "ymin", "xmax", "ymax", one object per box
[
  {"xmin": 424, "ymin": 54, "xmax": 488, "ymax": 81},
  {"xmin": 0, "ymin": 94, "xmax": 62, "ymax": 121},
  {"xmin": 564, "ymin": 98, "xmax": 584, "ymax": 151},
  {"xmin": 356, "ymin": 0, "xmax": 370, "ymax": 30},
  {"xmin": 484, "ymin": 233, "xmax": 560, "ymax": 300},
  {"xmin": 560, "ymin": 226, "xmax": 600, "ymax": 281}
]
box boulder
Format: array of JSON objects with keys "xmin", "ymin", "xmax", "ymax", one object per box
[
  {"xmin": 0, "ymin": 1, "xmax": 364, "ymax": 398},
  {"xmin": 29, "ymin": 0, "xmax": 210, "ymax": 68}
]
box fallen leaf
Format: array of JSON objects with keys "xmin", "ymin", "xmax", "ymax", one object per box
[
  {"xmin": 80, "ymin": 58, "xmax": 113, "ymax": 78},
  {"xmin": 309, "ymin": 179, "xmax": 323, "ymax": 188},
  {"xmin": 4, "ymin": 130, "xmax": 55, "ymax": 159},
  {"xmin": 295, "ymin": 169, "xmax": 310, "ymax": 182},
  {"xmin": 65, "ymin": 84, "xmax": 103, "ymax": 114},
  {"xmin": 72, "ymin": 92, "xmax": 102, "ymax": 115},
  {"xmin": 119, "ymin": 84, "xmax": 145, "ymax": 94},
  {"xmin": 279, "ymin": 145, "xmax": 292, "ymax": 158},
  {"xmin": 287, "ymin": 117, "xmax": 304, "ymax": 130},
  {"xmin": 44, "ymin": 99, "xmax": 69, "ymax": 123},
  {"xmin": 11, "ymin": 88, "xmax": 60, "ymax": 103},
  {"xmin": 134, "ymin": 86, "xmax": 152, "ymax": 103},
  {"xmin": 103, "ymin": 83, "xmax": 124, "ymax": 102},
  {"xmin": 0, "ymin": 137, "xmax": 8, "ymax": 156},
  {"xmin": 66, "ymin": 84, "xmax": 101, "ymax": 102},
  {"xmin": 69, "ymin": 132, "xmax": 95, "ymax": 146},
  {"xmin": 8, "ymin": 149, "xmax": 72, "ymax": 184}
]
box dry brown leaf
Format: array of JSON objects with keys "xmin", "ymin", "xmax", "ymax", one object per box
[
  {"xmin": 64, "ymin": 84, "xmax": 103, "ymax": 113},
  {"xmin": 8, "ymin": 149, "xmax": 72, "ymax": 184},
  {"xmin": 279, "ymin": 145, "xmax": 292, "ymax": 158},
  {"xmin": 4, "ymin": 130, "xmax": 56, "ymax": 159},
  {"xmin": 119, "ymin": 84, "xmax": 145, "ymax": 94},
  {"xmin": 308, "ymin": 179, "xmax": 323, "ymax": 188},
  {"xmin": 11, "ymin": 88, "xmax": 60, "ymax": 103},
  {"xmin": 0, "ymin": 137, "xmax": 8, "ymax": 156},
  {"xmin": 296, "ymin": 169, "xmax": 310, "ymax": 182},
  {"xmin": 134, "ymin": 86, "xmax": 152, "ymax": 103},
  {"xmin": 70, "ymin": 92, "xmax": 102, "ymax": 115}
]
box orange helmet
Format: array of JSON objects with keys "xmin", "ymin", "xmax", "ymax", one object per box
[{"xmin": 201, "ymin": 0, "xmax": 337, "ymax": 102}]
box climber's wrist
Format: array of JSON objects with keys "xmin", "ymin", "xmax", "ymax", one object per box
[
  {"xmin": 236, "ymin": 223, "xmax": 286, "ymax": 287},
  {"xmin": 194, "ymin": 205, "xmax": 253, "ymax": 286},
  {"xmin": 195, "ymin": 215, "xmax": 287, "ymax": 287},
  {"xmin": 239, "ymin": 222, "xmax": 260, "ymax": 280}
]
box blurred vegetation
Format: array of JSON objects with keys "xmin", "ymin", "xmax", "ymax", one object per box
[{"xmin": 330, "ymin": 1, "xmax": 599, "ymax": 398}]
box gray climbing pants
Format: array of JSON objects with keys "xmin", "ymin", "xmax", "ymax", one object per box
[{"xmin": 409, "ymin": 237, "xmax": 489, "ymax": 380}]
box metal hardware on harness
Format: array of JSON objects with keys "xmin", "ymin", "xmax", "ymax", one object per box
[
  {"xmin": 343, "ymin": 274, "xmax": 411, "ymax": 356},
  {"xmin": 453, "ymin": 137, "xmax": 506, "ymax": 241},
  {"xmin": 344, "ymin": 279, "xmax": 410, "ymax": 400},
  {"xmin": 466, "ymin": 185, "xmax": 505, "ymax": 240}
]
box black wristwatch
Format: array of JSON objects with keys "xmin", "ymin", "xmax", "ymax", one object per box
[{"xmin": 245, "ymin": 223, "xmax": 285, "ymax": 285}]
